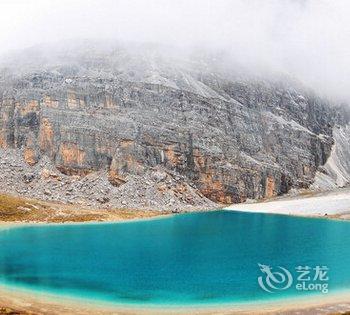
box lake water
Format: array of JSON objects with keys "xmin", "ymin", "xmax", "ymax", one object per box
[{"xmin": 0, "ymin": 211, "xmax": 350, "ymax": 306}]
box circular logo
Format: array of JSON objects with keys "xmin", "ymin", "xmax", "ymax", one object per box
[{"xmin": 258, "ymin": 263, "xmax": 293, "ymax": 293}]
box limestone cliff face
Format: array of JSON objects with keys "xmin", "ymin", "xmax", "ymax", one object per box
[
  {"xmin": 0, "ymin": 43, "xmax": 348, "ymax": 204},
  {"xmin": 312, "ymin": 124, "xmax": 350, "ymax": 190}
]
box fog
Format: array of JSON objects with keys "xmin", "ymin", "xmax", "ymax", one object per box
[{"xmin": 0, "ymin": 0, "xmax": 349, "ymax": 100}]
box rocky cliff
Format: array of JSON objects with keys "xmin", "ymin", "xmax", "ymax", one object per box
[
  {"xmin": 312, "ymin": 124, "xmax": 350, "ymax": 190},
  {"xmin": 0, "ymin": 42, "xmax": 348, "ymax": 210}
]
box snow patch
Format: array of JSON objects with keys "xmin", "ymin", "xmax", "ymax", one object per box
[{"xmin": 225, "ymin": 188, "xmax": 350, "ymax": 216}]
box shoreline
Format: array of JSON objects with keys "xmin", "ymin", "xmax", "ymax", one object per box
[
  {"xmin": 2, "ymin": 188, "xmax": 350, "ymax": 228},
  {"xmin": 0, "ymin": 192, "xmax": 176, "ymax": 229},
  {"xmin": 0, "ymin": 212, "xmax": 175, "ymax": 231},
  {"xmin": 1, "ymin": 281, "xmax": 350, "ymax": 314},
  {"xmin": 224, "ymin": 187, "xmax": 350, "ymax": 219}
]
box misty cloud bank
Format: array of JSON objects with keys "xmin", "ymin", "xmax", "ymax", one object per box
[{"xmin": 0, "ymin": 0, "xmax": 349, "ymax": 100}]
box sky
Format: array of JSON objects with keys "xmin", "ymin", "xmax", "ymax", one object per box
[{"xmin": 0, "ymin": 0, "xmax": 349, "ymax": 100}]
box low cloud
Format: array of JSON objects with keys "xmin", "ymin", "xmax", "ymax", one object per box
[{"xmin": 0, "ymin": 0, "xmax": 349, "ymax": 100}]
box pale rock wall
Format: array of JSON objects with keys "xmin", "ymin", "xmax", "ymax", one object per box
[
  {"xmin": 0, "ymin": 44, "xmax": 349, "ymax": 205},
  {"xmin": 312, "ymin": 125, "xmax": 350, "ymax": 190}
]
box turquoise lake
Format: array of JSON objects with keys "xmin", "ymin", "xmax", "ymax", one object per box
[{"xmin": 0, "ymin": 210, "xmax": 350, "ymax": 306}]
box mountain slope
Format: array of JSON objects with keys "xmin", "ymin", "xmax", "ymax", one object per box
[
  {"xmin": 0, "ymin": 42, "xmax": 348, "ymax": 209},
  {"xmin": 312, "ymin": 124, "xmax": 350, "ymax": 190}
]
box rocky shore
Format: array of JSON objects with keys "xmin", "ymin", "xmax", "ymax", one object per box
[
  {"xmin": 0, "ymin": 193, "xmax": 172, "ymax": 225},
  {"xmin": 0, "ymin": 148, "xmax": 217, "ymax": 214},
  {"xmin": 1, "ymin": 285, "xmax": 350, "ymax": 315}
]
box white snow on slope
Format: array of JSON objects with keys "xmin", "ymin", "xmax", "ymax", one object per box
[
  {"xmin": 312, "ymin": 125, "xmax": 350, "ymax": 190},
  {"xmin": 224, "ymin": 188, "xmax": 350, "ymax": 216}
]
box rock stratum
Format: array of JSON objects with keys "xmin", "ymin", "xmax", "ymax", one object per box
[{"xmin": 0, "ymin": 42, "xmax": 349, "ymax": 210}]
